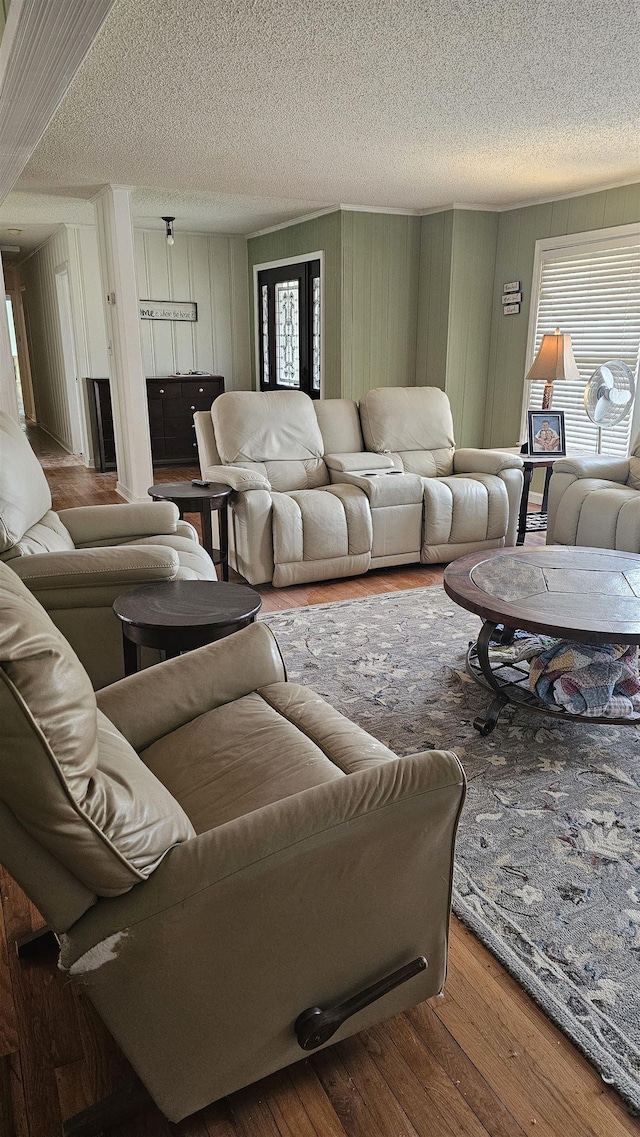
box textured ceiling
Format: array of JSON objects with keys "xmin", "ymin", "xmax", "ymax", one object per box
[{"xmin": 15, "ymin": 0, "xmax": 640, "ymax": 227}]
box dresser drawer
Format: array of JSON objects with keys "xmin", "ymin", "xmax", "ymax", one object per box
[
  {"xmin": 147, "ymin": 381, "xmax": 182, "ymax": 399},
  {"xmin": 181, "ymin": 379, "xmax": 222, "ymax": 400}
]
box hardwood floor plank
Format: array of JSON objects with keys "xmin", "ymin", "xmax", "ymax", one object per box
[
  {"xmin": 310, "ymin": 1047, "xmax": 388, "ymax": 1137},
  {"xmin": 0, "ymin": 878, "xmax": 19, "ymax": 1060},
  {"xmin": 261, "ymin": 1068, "xmax": 319, "ymax": 1137},
  {"xmin": 365, "ymin": 1017, "xmax": 492, "ymax": 1137},
  {"xmin": 405, "ymin": 1000, "xmax": 528, "ymax": 1137},
  {"xmin": 334, "ymin": 1033, "xmax": 421, "ymax": 1137},
  {"xmin": 225, "ymin": 1079, "xmax": 283, "ymax": 1137},
  {"xmin": 283, "ymin": 1060, "xmax": 347, "ymax": 1137},
  {"xmin": 0, "ymin": 1053, "xmax": 29, "ymax": 1137}
]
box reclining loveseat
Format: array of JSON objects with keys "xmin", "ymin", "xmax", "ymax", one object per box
[{"xmin": 195, "ymin": 386, "xmax": 523, "ymax": 586}]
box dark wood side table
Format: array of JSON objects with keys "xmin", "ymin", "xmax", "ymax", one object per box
[
  {"xmin": 517, "ymin": 456, "xmax": 555, "ymax": 545},
  {"xmin": 148, "ymin": 482, "xmax": 232, "ymax": 581},
  {"xmin": 113, "ymin": 580, "xmax": 262, "ymax": 676}
]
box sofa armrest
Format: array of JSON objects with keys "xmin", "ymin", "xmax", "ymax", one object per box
[
  {"xmin": 324, "ymin": 452, "xmax": 396, "ymax": 473},
  {"xmin": 551, "ymin": 455, "xmax": 630, "ymax": 482},
  {"xmin": 8, "ymin": 545, "xmax": 179, "ymax": 592},
  {"xmin": 61, "ymin": 748, "xmax": 465, "ymax": 968},
  {"xmin": 57, "ymin": 502, "xmax": 180, "ymax": 546},
  {"xmin": 201, "ymin": 464, "xmax": 271, "ymax": 492},
  {"xmin": 453, "ymin": 448, "xmax": 524, "ymax": 475},
  {"xmin": 96, "ymin": 621, "xmax": 286, "ymax": 751}
]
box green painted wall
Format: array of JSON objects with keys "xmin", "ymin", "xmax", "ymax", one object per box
[
  {"xmin": 340, "ymin": 211, "xmax": 421, "ymax": 400},
  {"xmin": 247, "ymin": 211, "xmax": 342, "ymax": 398},
  {"xmin": 415, "ymin": 210, "xmax": 453, "ymax": 392},
  {"xmin": 484, "ymin": 183, "xmax": 640, "ymax": 447},
  {"xmin": 247, "ymin": 209, "xmax": 421, "ymax": 402},
  {"xmin": 415, "ymin": 210, "xmax": 498, "ymax": 446}
]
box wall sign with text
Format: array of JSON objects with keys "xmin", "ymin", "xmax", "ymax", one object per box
[
  {"xmin": 139, "ymin": 300, "xmax": 197, "ymax": 322},
  {"xmin": 501, "ymin": 280, "xmax": 521, "ymax": 316}
]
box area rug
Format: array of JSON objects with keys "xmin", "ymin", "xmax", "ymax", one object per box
[{"xmin": 260, "ymin": 585, "xmax": 640, "ymax": 1113}]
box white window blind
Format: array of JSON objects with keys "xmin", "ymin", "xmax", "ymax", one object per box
[{"xmin": 527, "ymin": 241, "xmax": 640, "ymax": 456}]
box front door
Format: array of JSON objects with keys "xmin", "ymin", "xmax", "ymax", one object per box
[{"xmin": 257, "ymin": 259, "xmax": 320, "ymax": 398}]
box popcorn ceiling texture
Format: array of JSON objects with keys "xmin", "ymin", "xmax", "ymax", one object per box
[{"xmin": 18, "ymin": 0, "xmax": 640, "ymax": 213}]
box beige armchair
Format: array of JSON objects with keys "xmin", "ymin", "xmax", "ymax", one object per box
[
  {"xmin": 0, "ymin": 411, "xmax": 215, "ymax": 687},
  {"xmin": 0, "ymin": 562, "xmax": 465, "ymax": 1132},
  {"xmin": 546, "ymin": 438, "xmax": 640, "ymax": 551}
]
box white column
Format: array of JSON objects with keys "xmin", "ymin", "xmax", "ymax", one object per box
[
  {"xmin": 0, "ymin": 255, "xmax": 20, "ymax": 421},
  {"xmin": 93, "ymin": 185, "xmax": 153, "ymax": 501}
]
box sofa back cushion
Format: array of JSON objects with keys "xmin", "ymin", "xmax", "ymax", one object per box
[
  {"xmin": 1, "ymin": 511, "xmax": 75, "ymax": 561},
  {"xmin": 212, "ymin": 391, "xmax": 329, "ymax": 491},
  {"xmin": 359, "ymin": 387, "xmax": 456, "ymax": 477},
  {"xmin": 0, "ymin": 411, "xmax": 53, "ymax": 552},
  {"xmin": 315, "ymin": 399, "xmax": 364, "ymax": 454},
  {"xmin": 0, "ymin": 564, "xmax": 195, "ymax": 898}
]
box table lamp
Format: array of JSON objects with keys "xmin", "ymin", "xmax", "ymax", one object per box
[{"xmin": 525, "ymin": 327, "xmax": 580, "ymax": 409}]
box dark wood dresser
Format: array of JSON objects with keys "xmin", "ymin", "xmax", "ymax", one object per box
[{"xmin": 87, "ymin": 375, "xmax": 224, "ymax": 470}]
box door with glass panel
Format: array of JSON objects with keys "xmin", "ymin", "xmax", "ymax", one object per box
[{"xmin": 257, "ymin": 259, "xmax": 321, "ymax": 398}]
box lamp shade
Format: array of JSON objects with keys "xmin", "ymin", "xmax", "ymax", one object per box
[{"xmin": 525, "ymin": 327, "xmax": 580, "ymax": 383}]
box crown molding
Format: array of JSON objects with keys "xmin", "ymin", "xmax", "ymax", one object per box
[{"xmin": 0, "ymin": 0, "xmax": 117, "ymax": 207}]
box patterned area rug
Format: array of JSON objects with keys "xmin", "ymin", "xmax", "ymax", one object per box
[{"xmin": 260, "ymin": 585, "xmax": 640, "ymax": 1113}]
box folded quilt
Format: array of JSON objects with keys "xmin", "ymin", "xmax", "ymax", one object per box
[{"xmin": 529, "ymin": 640, "xmax": 640, "ymax": 718}]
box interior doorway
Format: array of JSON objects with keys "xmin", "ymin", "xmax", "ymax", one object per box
[
  {"xmin": 4, "ymin": 272, "xmax": 36, "ymax": 422},
  {"xmin": 54, "ymin": 265, "xmax": 85, "ymax": 455}
]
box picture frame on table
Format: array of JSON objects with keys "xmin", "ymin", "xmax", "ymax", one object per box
[{"xmin": 527, "ymin": 410, "xmax": 566, "ymax": 457}]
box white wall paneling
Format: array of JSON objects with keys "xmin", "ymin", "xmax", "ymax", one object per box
[
  {"xmin": 66, "ymin": 224, "xmax": 109, "ymax": 466},
  {"xmin": 133, "ymin": 228, "xmax": 250, "ymax": 387}
]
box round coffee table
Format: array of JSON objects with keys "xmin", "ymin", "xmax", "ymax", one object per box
[
  {"xmin": 444, "ymin": 545, "xmax": 640, "ymax": 734},
  {"xmin": 113, "ymin": 580, "xmax": 262, "ymax": 675},
  {"xmin": 148, "ymin": 483, "xmax": 232, "ymax": 580}
]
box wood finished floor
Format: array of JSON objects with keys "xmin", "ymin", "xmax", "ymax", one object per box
[{"xmin": 1, "ymin": 426, "xmax": 637, "ymax": 1137}]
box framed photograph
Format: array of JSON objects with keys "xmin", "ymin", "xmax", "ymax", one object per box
[{"xmin": 527, "ymin": 410, "xmax": 566, "ymax": 456}]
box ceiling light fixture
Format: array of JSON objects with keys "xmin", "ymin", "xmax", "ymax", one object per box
[
  {"xmin": 6, "ymin": 228, "xmax": 22, "ymax": 235},
  {"xmin": 161, "ymin": 216, "xmax": 175, "ymax": 247}
]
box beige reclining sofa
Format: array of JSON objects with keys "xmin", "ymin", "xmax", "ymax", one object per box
[
  {"xmin": 0, "ymin": 411, "xmax": 215, "ymax": 688},
  {"xmin": 0, "ymin": 562, "xmax": 465, "ymax": 1129},
  {"xmin": 547, "ymin": 435, "xmax": 640, "ymax": 551},
  {"xmin": 195, "ymin": 386, "xmax": 523, "ymax": 585}
]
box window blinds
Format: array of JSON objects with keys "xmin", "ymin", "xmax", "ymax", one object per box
[{"xmin": 527, "ymin": 242, "xmax": 640, "ymax": 456}]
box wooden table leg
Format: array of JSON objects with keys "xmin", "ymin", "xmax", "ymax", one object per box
[
  {"xmin": 200, "ymin": 503, "xmax": 214, "ymax": 560},
  {"xmin": 541, "ymin": 465, "xmax": 553, "ymax": 514},
  {"xmin": 219, "ymin": 504, "xmax": 229, "ymax": 581},
  {"xmin": 517, "ymin": 464, "xmax": 534, "ymax": 545},
  {"xmin": 122, "ymin": 629, "xmax": 138, "ymax": 676}
]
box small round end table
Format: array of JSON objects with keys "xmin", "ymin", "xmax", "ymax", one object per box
[
  {"xmin": 148, "ymin": 482, "xmax": 232, "ymax": 580},
  {"xmin": 113, "ymin": 580, "xmax": 262, "ymax": 675}
]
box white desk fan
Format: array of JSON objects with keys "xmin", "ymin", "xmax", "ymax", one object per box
[{"xmin": 584, "ymin": 360, "xmax": 635, "ymax": 452}]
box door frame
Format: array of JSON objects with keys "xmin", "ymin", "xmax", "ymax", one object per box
[{"xmin": 252, "ymin": 251, "xmax": 324, "ymax": 398}]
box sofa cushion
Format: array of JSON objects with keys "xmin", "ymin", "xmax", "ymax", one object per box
[
  {"xmin": 140, "ymin": 682, "xmax": 396, "ymax": 832},
  {"xmin": 0, "ymin": 564, "xmax": 194, "ymax": 896},
  {"xmin": 359, "ymin": 387, "xmax": 456, "ymax": 476},
  {"xmin": 553, "ymin": 479, "xmax": 640, "ymax": 550},
  {"xmin": 271, "ymin": 484, "xmax": 372, "ymax": 565},
  {"xmin": 0, "ymin": 411, "xmax": 53, "ymax": 551},
  {"xmin": 212, "ymin": 390, "xmax": 328, "ymax": 492},
  {"xmin": 315, "ymin": 399, "xmax": 364, "ymax": 454},
  {"xmin": 422, "ymin": 474, "xmax": 508, "ymax": 549}
]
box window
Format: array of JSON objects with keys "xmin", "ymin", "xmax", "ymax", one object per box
[
  {"xmin": 257, "ymin": 258, "xmax": 321, "ymax": 398},
  {"xmin": 524, "ymin": 231, "xmax": 640, "ymax": 456}
]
